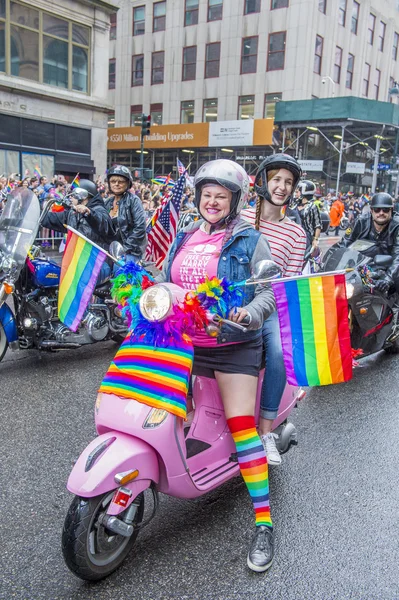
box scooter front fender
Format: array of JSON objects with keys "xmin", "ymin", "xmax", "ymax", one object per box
[
  {"xmin": 67, "ymin": 431, "xmax": 159, "ymax": 498},
  {"xmin": 0, "ymin": 303, "xmax": 18, "ymax": 343}
]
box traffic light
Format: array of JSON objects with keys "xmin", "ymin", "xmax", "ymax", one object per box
[{"xmin": 141, "ymin": 113, "xmax": 151, "ymax": 137}]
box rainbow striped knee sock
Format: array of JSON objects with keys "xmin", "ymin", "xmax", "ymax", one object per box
[{"xmin": 227, "ymin": 415, "xmax": 272, "ymax": 529}]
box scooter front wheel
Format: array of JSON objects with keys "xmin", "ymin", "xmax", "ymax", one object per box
[{"xmin": 62, "ymin": 491, "xmax": 144, "ymax": 581}]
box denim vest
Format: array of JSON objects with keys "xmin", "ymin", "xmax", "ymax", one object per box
[{"xmin": 165, "ymin": 227, "xmax": 262, "ymax": 344}]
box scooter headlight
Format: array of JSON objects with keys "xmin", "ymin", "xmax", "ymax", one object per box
[{"xmin": 139, "ymin": 285, "xmax": 172, "ymax": 322}]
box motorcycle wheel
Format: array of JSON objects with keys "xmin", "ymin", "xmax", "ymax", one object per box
[
  {"xmin": 0, "ymin": 323, "xmax": 8, "ymax": 362},
  {"xmin": 62, "ymin": 491, "xmax": 144, "ymax": 581}
]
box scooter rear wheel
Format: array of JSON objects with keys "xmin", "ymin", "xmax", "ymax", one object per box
[
  {"xmin": 62, "ymin": 491, "xmax": 144, "ymax": 581},
  {"xmin": 0, "ymin": 323, "xmax": 8, "ymax": 363}
]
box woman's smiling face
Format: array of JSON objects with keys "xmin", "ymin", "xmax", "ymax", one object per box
[
  {"xmin": 267, "ymin": 168, "xmax": 294, "ymax": 205},
  {"xmin": 199, "ymin": 184, "xmax": 232, "ymax": 224}
]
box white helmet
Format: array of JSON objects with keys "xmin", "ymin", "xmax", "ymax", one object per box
[{"xmin": 194, "ymin": 159, "xmax": 250, "ymax": 225}]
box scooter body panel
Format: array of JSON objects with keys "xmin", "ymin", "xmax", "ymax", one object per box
[{"xmin": 0, "ymin": 303, "xmax": 18, "ymax": 343}]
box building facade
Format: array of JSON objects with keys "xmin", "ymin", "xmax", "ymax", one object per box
[
  {"xmin": 0, "ymin": 0, "xmax": 116, "ymax": 179},
  {"xmin": 107, "ymin": 0, "xmax": 399, "ymax": 180}
]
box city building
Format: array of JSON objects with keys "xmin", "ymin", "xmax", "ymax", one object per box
[
  {"xmin": 107, "ymin": 0, "xmax": 399, "ymax": 190},
  {"xmin": 0, "ymin": 0, "xmax": 116, "ymax": 179}
]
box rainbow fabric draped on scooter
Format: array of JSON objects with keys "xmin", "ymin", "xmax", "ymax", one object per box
[{"xmin": 99, "ymin": 335, "xmax": 193, "ymax": 419}]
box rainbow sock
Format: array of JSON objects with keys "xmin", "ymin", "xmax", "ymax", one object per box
[{"xmin": 227, "ymin": 415, "xmax": 272, "ymax": 529}]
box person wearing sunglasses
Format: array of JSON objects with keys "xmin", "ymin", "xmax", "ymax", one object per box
[{"xmin": 338, "ymin": 192, "xmax": 399, "ymax": 294}]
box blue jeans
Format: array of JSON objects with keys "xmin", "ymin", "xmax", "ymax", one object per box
[{"xmin": 260, "ymin": 311, "xmax": 287, "ymax": 421}]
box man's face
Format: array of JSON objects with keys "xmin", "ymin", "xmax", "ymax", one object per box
[{"xmin": 371, "ymin": 207, "xmax": 392, "ymax": 228}]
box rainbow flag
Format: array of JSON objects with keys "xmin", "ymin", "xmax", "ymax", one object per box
[
  {"xmin": 58, "ymin": 228, "xmax": 106, "ymax": 332},
  {"xmin": 33, "ymin": 166, "xmax": 42, "ymax": 179},
  {"xmin": 70, "ymin": 174, "xmax": 80, "ymax": 189},
  {"xmin": 151, "ymin": 176, "xmax": 174, "ymax": 189},
  {"xmin": 99, "ymin": 336, "xmax": 193, "ymax": 419},
  {"xmin": 272, "ymin": 273, "xmax": 352, "ymax": 386}
]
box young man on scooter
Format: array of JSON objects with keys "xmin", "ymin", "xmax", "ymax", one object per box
[
  {"xmin": 158, "ymin": 159, "xmax": 277, "ymax": 571},
  {"xmin": 338, "ymin": 192, "xmax": 399, "ymax": 295}
]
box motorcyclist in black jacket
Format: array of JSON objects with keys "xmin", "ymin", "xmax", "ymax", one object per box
[
  {"xmin": 41, "ymin": 179, "xmax": 114, "ymax": 249},
  {"xmin": 338, "ymin": 192, "xmax": 399, "ymax": 294},
  {"xmin": 105, "ymin": 165, "xmax": 147, "ymax": 262}
]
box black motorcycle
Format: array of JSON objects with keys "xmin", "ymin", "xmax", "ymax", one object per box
[{"xmin": 322, "ymin": 240, "xmax": 399, "ymax": 357}]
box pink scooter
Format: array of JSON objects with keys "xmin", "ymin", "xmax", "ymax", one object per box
[{"xmin": 62, "ymin": 282, "xmax": 305, "ymax": 581}]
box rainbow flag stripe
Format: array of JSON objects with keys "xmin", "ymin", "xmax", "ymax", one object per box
[
  {"xmin": 99, "ymin": 337, "xmax": 193, "ymax": 419},
  {"xmin": 70, "ymin": 175, "xmax": 80, "ymax": 189},
  {"xmin": 58, "ymin": 229, "xmax": 106, "ymax": 332},
  {"xmin": 272, "ymin": 273, "xmax": 352, "ymax": 386}
]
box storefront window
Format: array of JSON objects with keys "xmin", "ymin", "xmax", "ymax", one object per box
[
  {"xmin": 0, "ymin": 149, "xmax": 19, "ymax": 176},
  {"xmin": 22, "ymin": 152, "xmax": 54, "ymax": 179}
]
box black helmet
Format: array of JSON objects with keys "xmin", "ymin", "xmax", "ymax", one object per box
[
  {"xmin": 370, "ymin": 192, "xmax": 393, "ymax": 209},
  {"xmin": 77, "ymin": 179, "xmax": 97, "ymax": 198},
  {"xmin": 298, "ymin": 179, "xmax": 316, "ymax": 197},
  {"xmin": 254, "ymin": 154, "xmax": 302, "ymax": 206},
  {"xmin": 107, "ymin": 165, "xmax": 133, "ymax": 185}
]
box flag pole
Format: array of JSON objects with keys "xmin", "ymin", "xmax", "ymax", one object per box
[
  {"xmin": 65, "ymin": 226, "xmax": 123, "ymax": 265},
  {"xmin": 243, "ymin": 268, "xmax": 354, "ymax": 286}
]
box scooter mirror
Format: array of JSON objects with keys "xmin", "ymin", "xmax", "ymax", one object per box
[
  {"xmin": 373, "ymin": 254, "xmax": 393, "ymax": 268},
  {"xmin": 246, "ymin": 259, "xmax": 281, "ymax": 283},
  {"xmin": 109, "ymin": 241, "xmax": 125, "ymax": 261}
]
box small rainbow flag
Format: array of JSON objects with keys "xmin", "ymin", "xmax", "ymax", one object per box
[
  {"xmin": 33, "ymin": 166, "xmax": 42, "ymax": 179},
  {"xmin": 70, "ymin": 174, "xmax": 80, "ymax": 189},
  {"xmin": 99, "ymin": 336, "xmax": 193, "ymax": 419},
  {"xmin": 58, "ymin": 227, "xmax": 106, "ymax": 332},
  {"xmin": 272, "ymin": 273, "xmax": 352, "ymax": 386}
]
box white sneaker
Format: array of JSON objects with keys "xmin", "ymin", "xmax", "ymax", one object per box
[{"xmin": 261, "ymin": 433, "xmax": 282, "ymax": 466}]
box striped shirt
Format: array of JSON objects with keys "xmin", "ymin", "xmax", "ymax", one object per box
[{"xmin": 241, "ymin": 208, "xmax": 307, "ymax": 276}]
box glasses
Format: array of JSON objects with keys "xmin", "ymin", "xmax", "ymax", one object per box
[
  {"xmin": 109, "ymin": 178, "xmax": 128, "ymax": 185},
  {"xmin": 372, "ymin": 207, "xmax": 391, "ymax": 214}
]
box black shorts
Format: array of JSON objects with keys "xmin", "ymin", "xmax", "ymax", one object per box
[{"xmin": 193, "ymin": 336, "xmax": 263, "ymax": 378}]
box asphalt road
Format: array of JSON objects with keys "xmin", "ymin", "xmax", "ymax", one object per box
[{"xmin": 0, "ymin": 332, "xmax": 398, "ymax": 600}]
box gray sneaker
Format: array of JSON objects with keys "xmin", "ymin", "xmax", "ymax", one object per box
[
  {"xmin": 261, "ymin": 432, "xmax": 282, "ymax": 466},
  {"xmin": 247, "ymin": 526, "xmax": 274, "ymax": 572}
]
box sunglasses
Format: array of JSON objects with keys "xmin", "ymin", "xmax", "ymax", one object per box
[{"xmin": 372, "ymin": 207, "xmax": 391, "ymax": 214}]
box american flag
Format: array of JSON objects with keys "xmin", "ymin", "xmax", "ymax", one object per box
[
  {"xmin": 145, "ymin": 174, "xmax": 186, "ymax": 269},
  {"xmin": 177, "ymin": 158, "xmax": 186, "ymax": 177}
]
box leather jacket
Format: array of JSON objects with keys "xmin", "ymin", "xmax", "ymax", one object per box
[
  {"xmin": 42, "ymin": 193, "xmax": 114, "ymax": 249},
  {"xmin": 105, "ymin": 191, "xmax": 147, "ymax": 258},
  {"xmin": 339, "ymin": 213, "xmax": 399, "ymax": 288}
]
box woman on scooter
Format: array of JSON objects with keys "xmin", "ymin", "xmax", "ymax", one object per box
[
  {"xmin": 159, "ymin": 159, "xmax": 277, "ymax": 572},
  {"xmin": 241, "ymin": 154, "xmax": 306, "ymax": 465}
]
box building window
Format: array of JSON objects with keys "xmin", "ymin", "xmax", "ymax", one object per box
[
  {"xmin": 238, "ymin": 95, "xmax": 255, "ymax": 119},
  {"xmin": 267, "ymin": 32, "xmax": 286, "ymax": 71},
  {"xmin": 181, "ymin": 100, "xmax": 194, "ymax": 123},
  {"xmin": 393, "ymin": 33, "xmax": 399, "ymax": 61},
  {"xmin": 351, "ymin": 1, "xmax": 359, "ymax": 34},
  {"xmin": 153, "ymin": 1, "xmax": 166, "ymax": 32},
  {"xmin": 208, "ymin": 0, "xmax": 223, "ymax": 22},
  {"xmin": 374, "ymin": 69, "xmax": 381, "ymax": 100},
  {"xmin": 133, "ymin": 6, "xmax": 145, "ymax": 36},
  {"xmin": 108, "ymin": 110, "xmax": 115, "ymax": 128},
  {"xmin": 368, "ymin": 13, "xmax": 375, "ymax": 45},
  {"xmin": 108, "ymin": 58, "xmax": 115, "ymax": 89},
  {"xmin": 182, "ymin": 46, "xmax": 197, "ymax": 81},
  {"xmin": 314, "ymin": 35, "xmax": 323, "ymax": 74},
  {"xmin": 338, "ymin": 0, "xmax": 346, "ymax": 26},
  {"xmin": 264, "ymin": 93, "xmax": 281, "ymax": 118},
  {"xmin": 318, "ymin": 0, "xmax": 326, "ymax": 13},
  {"xmin": 131, "ymin": 105, "xmax": 143, "ymax": 127},
  {"xmin": 333, "ymin": 46, "xmax": 342, "ymax": 83},
  {"xmin": 205, "ymin": 42, "xmax": 220, "ymax": 78},
  {"xmin": 362, "ymin": 63, "xmax": 370, "ymax": 97},
  {"xmin": 109, "ymin": 13, "xmax": 117, "ymax": 40},
  {"xmin": 241, "ymin": 36, "xmax": 258, "ymax": 74},
  {"xmin": 131, "ymin": 54, "xmax": 144, "ymax": 87},
  {"xmin": 346, "ymin": 53, "xmax": 354, "ymax": 89},
  {"xmin": 1, "ymin": 2, "xmax": 90, "ymax": 92},
  {"xmin": 151, "ymin": 51, "xmax": 164, "ymax": 84},
  {"xmin": 271, "ymin": 0, "xmax": 288, "ymax": 9},
  {"xmin": 244, "ymin": 0, "xmax": 260, "ymax": 14},
  {"xmin": 185, "ymin": 0, "xmax": 199, "ymax": 26},
  {"xmin": 150, "ymin": 103, "xmax": 163, "ymax": 125},
  {"xmin": 378, "ymin": 21, "xmax": 386, "ymax": 52},
  {"xmin": 203, "ymin": 99, "xmax": 218, "ymax": 122}
]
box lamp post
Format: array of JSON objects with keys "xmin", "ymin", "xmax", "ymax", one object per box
[{"xmin": 322, "ymin": 76, "xmax": 336, "ymax": 98}]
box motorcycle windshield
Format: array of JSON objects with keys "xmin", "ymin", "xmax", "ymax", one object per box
[
  {"xmin": 323, "ymin": 245, "xmax": 371, "ymax": 271},
  {"xmin": 0, "ymin": 188, "xmax": 40, "ymax": 277}
]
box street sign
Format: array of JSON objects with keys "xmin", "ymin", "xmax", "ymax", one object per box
[
  {"xmin": 346, "ymin": 162, "xmax": 365, "ymax": 174},
  {"xmin": 378, "ymin": 163, "xmax": 390, "ymax": 171},
  {"xmin": 297, "ymin": 160, "xmax": 324, "ymax": 171}
]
